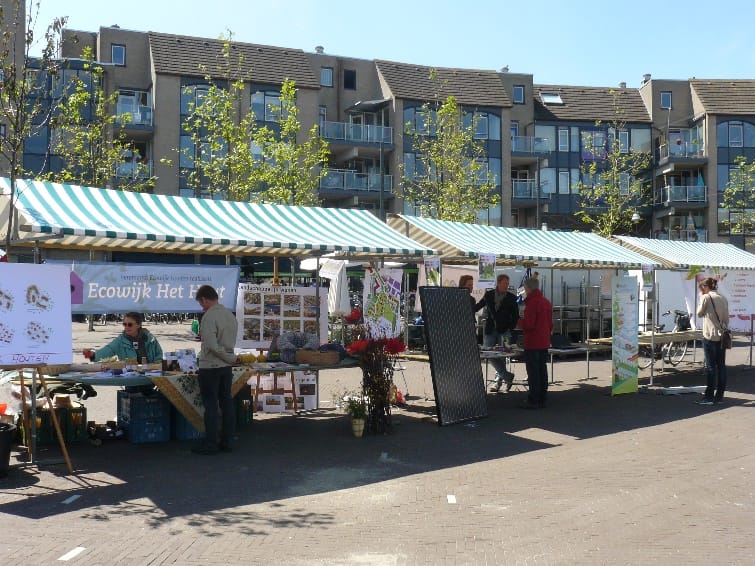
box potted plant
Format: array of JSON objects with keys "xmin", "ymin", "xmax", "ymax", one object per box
[{"xmin": 336, "ymin": 390, "xmax": 367, "ymax": 437}]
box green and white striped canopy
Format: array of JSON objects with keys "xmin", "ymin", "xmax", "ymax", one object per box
[
  {"xmin": 0, "ymin": 179, "xmax": 434, "ymax": 257},
  {"xmin": 389, "ymin": 215, "xmax": 661, "ymax": 268},
  {"xmin": 615, "ymin": 236, "xmax": 755, "ymax": 270}
]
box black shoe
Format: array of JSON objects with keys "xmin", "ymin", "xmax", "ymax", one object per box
[
  {"xmin": 517, "ymin": 401, "xmax": 543, "ymax": 410},
  {"xmin": 695, "ymin": 398, "xmax": 714, "ymax": 406},
  {"xmin": 191, "ymin": 445, "xmax": 218, "ymax": 455}
]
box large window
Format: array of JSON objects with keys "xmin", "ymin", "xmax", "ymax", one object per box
[
  {"xmin": 320, "ymin": 67, "xmax": 333, "ymax": 87},
  {"xmin": 180, "ymin": 84, "xmax": 209, "ymax": 116},
  {"xmin": 581, "ymin": 129, "xmax": 606, "ymax": 160},
  {"xmin": 660, "ymin": 91, "xmax": 672, "ymax": 109},
  {"xmin": 717, "ymin": 120, "xmax": 755, "ymax": 147},
  {"xmin": 513, "ymin": 85, "xmax": 525, "ymax": 104},
  {"xmin": 111, "ymin": 44, "xmax": 126, "ymax": 66},
  {"xmin": 462, "ymin": 111, "xmax": 501, "ymax": 140},
  {"xmin": 251, "ymin": 89, "xmax": 282, "ymax": 122},
  {"xmin": 343, "ymin": 69, "xmax": 356, "ymax": 90}
]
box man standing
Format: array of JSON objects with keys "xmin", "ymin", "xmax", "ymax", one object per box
[
  {"xmin": 516, "ymin": 277, "xmax": 553, "ymax": 409},
  {"xmin": 193, "ymin": 285, "xmax": 238, "ymax": 455},
  {"xmin": 475, "ymin": 273, "xmax": 519, "ymax": 392}
]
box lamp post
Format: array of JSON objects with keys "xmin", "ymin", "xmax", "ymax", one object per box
[{"xmin": 631, "ymin": 212, "xmax": 641, "ymax": 236}]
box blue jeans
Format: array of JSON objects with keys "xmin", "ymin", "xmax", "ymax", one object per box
[
  {"xmin": 198, "ymin": 366, "xmax": 235, "ymax": 448},
  {"xmin": 524, "ymin": 349, "xmax": 549, "ymax": 406},
  {"xmin": 483, "ymin": 330, "xmax": 512, "ymax": 379},
  {"xmin": 702, "ymin": 339, "xmax": 727, "ymax": 401}
]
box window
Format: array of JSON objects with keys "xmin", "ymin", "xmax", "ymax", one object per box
[
  {"xmin": 318, "ymin": 106, "xmax": 327, "ymax": 130},
  {"xmin": 660, "ymin": 91, "xmax": 672, "ymax": 109},
  {"xmin": 619, "ymin": 130, "xmax": 629, "ymax": 153},
  {"xmin": 581, "ymin": 129, "xmax": 606, "ymax": 160},
  {"xmin": 540, "ymin": 91, "xmax": 563, "ymax": 105},
  {"xmin": 513, "ymin": 85, "xmax": 525, "ymax": 104},
  {"xmin": 320, "ymin": 67, "xmax": 333, "ymax": 87},
  {"xmin": 729, "ymin": 122, "xmax": 743, "ymax": 147},
  {"xmin": 559, "ymin": 170, "xmax": 570, "ymax": 194},
  {"xmin": 510, "ymin": 121, "xmax": 519, "ymax": 138},
  {"xmin": 558, "ymin": 128, "xmax": 569, "ymax": 152},
  {"xmin": 343, "ymin": 69, "xmax": 356, "ymax": 90},
  {"xmin": 111, "ymin": 44, "xmax": 126, "ymax": 66},
  {"xmin": 181, "ymin": 84, "xmax": 209, "ymax": 116},
  {"xmin": 251, "ymin": 90, "xmax": 282, "ymax": 122},
  {"xmin": 463, "ymin": 111, "xmax": 500, "ymax": 140}
]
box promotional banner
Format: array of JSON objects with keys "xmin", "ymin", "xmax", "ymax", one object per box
[
  {"xmin": 611, "ymin": 275, "xmax": 639, "ymax": 395},
  {"xmin": 415, "ymin": 264, "xmax": 485, "ymax": 312},
  {"xmin": 62, "ymin": 262, "xmax": 239, "ymax": 313},
  {"xmin": 686, "ymin": 268, "xmax": 755, "ymax": 331},
  {"xmin": 0, "ymin": 263, "xmax": 73, "ymax": 365},
  {"xmin": 237, "ymin": 284, "xmax": 328, "ymax": 349},
  {"xmin": 477, "ymin": 253, "xmax": 497, "ymax": 286},
  {"xmin": 363, "ymin": 266, "xmax": 403, "ymax": 338},
  {"xmin": 424, "ymin": 257, "xmax": 441, "ymax": 286}
]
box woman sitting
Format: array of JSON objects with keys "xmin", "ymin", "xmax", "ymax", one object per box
[{"xmin": 84, "ymin": 312, "xmax": 163, "ymax": 363}]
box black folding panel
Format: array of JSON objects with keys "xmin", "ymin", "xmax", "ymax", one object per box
[{"xmin": 419, "ymin": 286, "xmax": 487, "ymax": 426}]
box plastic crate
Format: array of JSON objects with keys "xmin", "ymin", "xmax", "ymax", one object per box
[
  {"xmin": 65, "ymin": 406, "xmax": 87, "ymax": 443},
  {"xmin": 117, "ymin": 390, "xmax": 171, "ymax": 443},
  {"xmin": 235, "ymin": 385, "xmax": 253, "ymax": 426},
  {"xmin": 172, "ymin": 408, "xmax": 204, "ymax": 440},
  {"xmin": 34, "ymin": 404, "xmax": 87, "ymax": 445}
]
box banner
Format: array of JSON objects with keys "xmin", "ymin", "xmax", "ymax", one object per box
[
  {"xmin": 686, "ymin": 268, "xmax": 755, "ymax": 331},
  {"xmin": 0, "ymin": 263, "xmax": 73, "ymax": 365},
  {"xmin": 477, "ymin": 253, "xmax": 497, "ymax": 286},
  {"xmin": 423, "ymin": 257, "xmax": 441, "ymax": 286},
  {"xmin": 236, "ymin": 284, "xmax": 328, "ymax": 349},
  {"xmin": 611, "ymin": 275, "xmax": 639, "ymax": 395},
  {"xmin": 62, "ymin": 262, "xmax": 239, "ymax": 313},
  {"xmin": 363, "ymin": 266, "xmax": 403, "ymax": 338}
]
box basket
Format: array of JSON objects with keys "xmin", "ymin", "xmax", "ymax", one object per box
[
  {"xmin": 295, "ymin": 349, "xmax": 340, "ymax": 366},
  {"xmin": 41, "ymin": 364, "xmax": 72, "ymax": 376}
]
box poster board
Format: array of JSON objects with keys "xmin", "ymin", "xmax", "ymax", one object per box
[
  {"xmin": 419, "ymin": 286, "xmax": 487, "ymax": 426},
  {"xmin": 0, "ymin": 263, "xmax": 73, "ymax": 365},
  {"xmin": 363, "ymin": 267, "xmax": 403, "ymax": 338},
  {"xmin": 236, "ymin": 284, "xmax": 327, "ymax": 349},
  {"xmin": 611, "ymin": 275, "xmax": 639, "ymax": 395}
]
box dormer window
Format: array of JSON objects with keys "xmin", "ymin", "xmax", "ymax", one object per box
[
  {"xmin": 540, "ymin": 91, "xmax": 563, "ymax": 105},
  {"xmin": 111, "ymin": 44, "xmax": 125, "ymax": 66}
]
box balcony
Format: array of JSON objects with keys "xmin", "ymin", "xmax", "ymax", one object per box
[
  {"xmin": 656, "ymin": 185, "xmax": 707, "ymax": 205},
  {"xmin": 116, "ymin": 103, "xmax": 153, "ymax": 127},
  {"xmin": 320, "ymin": 121, "xmax": 392, "ymax": 145},
  {"xmin": 116, "ymin": 160, "xmax": 152, "ymax": 180},
  {"xmin": 655, "ymin": 228, "xmax": 708, "ymax": 242},
  {"xmin": 320, "ymin": 169, "xmax": 393, "ymax": 193},
  {"xmin": 658, "ymin": 142, "xmax": 705, "ymax": 162},
  {"xmin": 512, "ymin": 179, "xmax": 537, "ymax": 199},
  {"xmin": 511, "ymin": 136, "xmax": 550, "ymax": 154}
]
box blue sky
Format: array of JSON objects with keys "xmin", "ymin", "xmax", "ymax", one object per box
[{"xmin": 32, "ymin": 0, "xmax": 755, "ymax": 88}]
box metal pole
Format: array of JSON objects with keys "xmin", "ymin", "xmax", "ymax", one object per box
[
  {"xmin": 535, "ymin": 156, "xmax": 540, "ymax": 229},
  {"xmin": 379, "ymin": 134, "xmax": 385, "ymax": 221}
]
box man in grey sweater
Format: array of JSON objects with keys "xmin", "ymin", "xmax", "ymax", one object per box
[{"xmin": 193, "ymin": 285, "xmax": 239, "ymax": 455}]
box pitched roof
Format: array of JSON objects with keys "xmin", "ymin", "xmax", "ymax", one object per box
[
  {"xmin": 376, "ymin": 60, "xmax": 511, "ymax": 107},
  {"xmin": 534, "ymin": 84, "xmax": 651, "ymax": 123},
  {"xmin": 148, "ymin": 32, "xmax": 319, "ymax": 88},
  {"xmin": 690, "ymin": 79, "xmax": 755, "ymax": 114}
]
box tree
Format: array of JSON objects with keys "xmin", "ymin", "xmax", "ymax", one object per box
[
  {"xmin": 0, "ymin": 0, "xmax": 65, "ymax": 251},
  {"xmin": 42, "ymin": 46, "xmax": 155, "ymax": 192},
  {"xmin": 251, "ymin": 79, "xmax": 329, "ymax": 206},
  {"xmin": 721, "ymin": 155, "xmax": 755, "ymax": 235},
  {"xmin": 575, "ymin": 90, "xmax": 652, "ymax": 237},
  {"xmin": 174, "ymin": 34, "xmax": 328, "ymax": 204},
  {"xmin": 400, "ymin": 69, "xmax": 498, "ymax": 223}
]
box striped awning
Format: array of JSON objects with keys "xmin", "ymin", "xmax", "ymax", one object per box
[
  {"xmin": 0, "ymin": 178, "xmax": 434, "ymax": 258},
  {"xmin": 614, "ymin": 236, "xmax": 755, "ymax": 270},
  {"xmin": 389, "ymin": 215, "xmax": 662, "ymax": 268}
]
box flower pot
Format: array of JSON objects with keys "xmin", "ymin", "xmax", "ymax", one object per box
[{"xmin": 351, "ymin": 417, "xmax": 365, "ymax": 438}]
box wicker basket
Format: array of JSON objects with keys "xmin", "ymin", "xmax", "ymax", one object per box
[
  {"xmin": 41, "ymin": 364, "xmax": 72, "ymax": 376},
  {"xmin": 295, "ymin": 349, "xmax": 340, "ymax": 366}
]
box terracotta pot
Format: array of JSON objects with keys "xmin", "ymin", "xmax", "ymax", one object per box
[{"xmin": 351, "ymin": 417, "xmax": 365, "ymax": 438}]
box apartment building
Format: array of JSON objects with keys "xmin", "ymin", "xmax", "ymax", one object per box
[{"xmin": 5, "ymin": 18, "xmax": 755, "ymax": 249}]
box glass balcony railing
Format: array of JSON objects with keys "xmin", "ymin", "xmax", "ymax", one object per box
[
  {"xmin": 320, "ymin": 169, "xmax": 393, "ymax": 192},
  {"xmin": 116, "ymin": 103, "xmax": 153, "ymax": 127},
  {"xmin": 657, "ymin": 185, "xmax": 707, "ymax": 204},
  {"xmin": 659, "ymin": 142, "xmax": 705, "ymax": 160},
  {"xmin": 116, "ymin": 160, "xmax": 152, "ymax": 180},
  {"xmin": 512, "ymin": 179, "xmax": 537, "ymax": 198},
  {"xmin": 320, "ymin": 121, "xmax": 392, "ymax": 144},
  {"xmin": 656, "ymin": 228, "xmax": 707, "ymax": 242},
  {"xmin": 511, "ymin": 136, "xmax": 549, "ymax": 154}
]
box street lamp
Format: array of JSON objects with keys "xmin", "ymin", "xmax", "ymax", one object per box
[{"xmin": 631, "ymin": 212, "xmax": 641, "ymax": 236}]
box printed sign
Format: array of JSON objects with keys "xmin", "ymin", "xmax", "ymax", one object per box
[
  {"xmin": 477, "ymin": 253, "xmax": 496, "ymax": 285},
  {"xmin": 0, "ymin": 263, "xmax": 73, "ymax": 366},
  {"xmin": 363, "ymin": 266, "xmax": 403, "ymax": 338},
  {"xmin": 611, "ymin": 275, "xmax": 639, "ymax": 395},
  {"xmin": 54, "ymin": 262, "xmax": 239, "ymax": 314},
  {"xmin": 423, "ymin": 257, "xmax": 441, "ymax": 286}
]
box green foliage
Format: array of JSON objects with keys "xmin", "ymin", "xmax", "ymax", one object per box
[
  {"xmin": 401, "ymin": 69, "xmax": 499, "ymax": 223},
  {"xmin": 0, "ymin": 0, "xmax": 66, "ymax": 249},
  {"xmin": 41, "ymin": 46, "xmax": 155, "ymax": 192},
  {"xmin": 575, "ymin": 90, "xmax": 652, "ymax": 237},
  {"xmin": 171, "ymin": 34, "xmax": 328, "ymax": 204},
  {"xmin": 721, "ymin": 155, "xmax": 755, "ymax": 234}
]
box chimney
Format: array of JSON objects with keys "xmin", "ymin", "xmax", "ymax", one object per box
[
  {"xmin": 619, "ymin": 81, "xmax": 627, "ymax": 88},
  {"xmin": 500, "ymin": 65, "xmax": 509, "ymax": 73},
  {"xmin": 642, "ymin": 73, "xmax": 651, "ymax": 84},
  {"xmin": 315, "ymin": 45, "xmax": 324, "ymax": 54}
]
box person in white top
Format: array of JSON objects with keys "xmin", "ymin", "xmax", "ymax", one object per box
[{"xmin": 695, "ymin": 277, "xmax": 729, "ymax": 405}]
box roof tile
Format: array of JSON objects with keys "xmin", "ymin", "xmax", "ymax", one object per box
[
  {"xmin": 534, "ymin": 84, "xmax": 651, "ymax": 123},
  {"xmin": 690, "ymin": 79, "xmax": 755, "ymax": 114}
]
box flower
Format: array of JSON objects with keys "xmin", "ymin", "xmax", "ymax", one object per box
[{"xmin": 346, "ymin": 337, "xmax": 406, "ymax": 357}]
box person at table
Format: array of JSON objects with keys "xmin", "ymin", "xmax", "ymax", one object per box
[
  {"xmin": 696, "ymin": 277, "xmax": 729, "ymax": 405},
  {"xmin": 458, "ymin": 274, "xmax": 477, "ymax": 323},
  {"xmin": 82, "ymin": 312, "xmax": 163, "ymax": 363},
  {"xmin": 516, "ymin": 277, "xmax": 553, "ymax": 409},
  {"xmin": 192, "ymin": 284, "xmax": 239, "ymax": 455},
  {"xmin": 475, "ymin": 273, "xmax": 518, "ymax": 392}
]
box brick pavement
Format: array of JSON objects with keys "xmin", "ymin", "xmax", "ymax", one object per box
[{"xmin": 0, "ymin": 322, "xmax": 752, "ymax": 564}]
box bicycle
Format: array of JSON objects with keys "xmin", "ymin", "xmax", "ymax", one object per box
[{"xmin": 637, "ymin": 309, "xmax": 691, "ymax": 369}]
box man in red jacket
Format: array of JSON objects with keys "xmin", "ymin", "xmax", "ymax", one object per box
[{"xmin": 516, "ymin": 277, "xmax": 553, "ymax": 409}]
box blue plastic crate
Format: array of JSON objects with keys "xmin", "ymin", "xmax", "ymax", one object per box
[
  {"xmin": 172, "ymin": 408, "xmax": 204, "ymax": 440},
  {"xmin": 124, "ymin": 416, "xmax": 170, "ymax": 443},
  {"xmin": 117, "ymin": 391, "xmax": 171, "ymax": 443}
]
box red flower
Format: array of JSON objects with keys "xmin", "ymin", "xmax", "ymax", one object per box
[
  {"xmin": 382, "ymin": 338, "xmax": 406, "ymax": 355},
  {"xmin": 346, "ymin": 339, "xmax": 371, "ymax": 356}
]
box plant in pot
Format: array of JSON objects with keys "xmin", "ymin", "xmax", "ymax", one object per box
[{"xmin": 345, "ymin": 394, "xmax": 367, "ymax": 438}]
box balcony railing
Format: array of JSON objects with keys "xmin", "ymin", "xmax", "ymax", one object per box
[
  {"xmin": 512, "ymin": 179, "xmax": 537, "ymax": 198},
  {"xmin": 656, "ymin": 228, "xmax": 707, "ymax": 242},
  {"xmin": 116, "ymin": 160, "xmax": 153, "ymax": 180},
  {"xmin": 659, "ymin": 142, "xmax": 705, "ymax": 160},
  {"xmin": 320, "ymin": 121, "xmax": 392, "ymax": 144},
  {"xmin": 657, "ymin": 185, "xmax": 707, "ymax": 204},
  {"xmin": 511, "ymin": 136, "xmax": 549, "ymax": 154},
  {"xmin": 320, "ymin": 169, "xmax": 393, "ymax": 193},
  {"xmin": 116, "ymin": 103, "xmax": 153, "ymax": 127}
]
